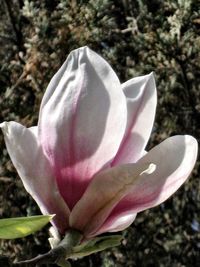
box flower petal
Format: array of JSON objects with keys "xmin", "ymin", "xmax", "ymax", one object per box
[
  {"xmin": 70, "ymin": 161, "xmax": 151, "ymax": 236},
  {"xmin": 108, "ymin": 135, "xmax": 198, "ymax": 221},
  {"xmin": 70, "ymin": 135, "xmax": 197, "ymax": 236},
  {"xmin": 91, "ymin": 212, "xmax": 137, "ymax": 237},
  {"xmin": 112, "ymin": 73, "xmax": 157, "ymax": 165},
  {"xmin": 0, "ymin": 121, "xmax": 70, "ymax": 233},
  {"xmin": 38, "ymin": 46, "xmax": 127, "ymax": 209}
]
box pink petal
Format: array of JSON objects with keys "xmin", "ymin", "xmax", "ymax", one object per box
[
  {"xmin": 70, "ymin": 135, "xmax": 197, "ymax": 237},
  {"xmin": 38, "ymin": 46, "xmax": 127, "ymax": 209},
  {"xmin": 0, "ymin": 122, "xmax": 70, "ymax": 233},
  {"xmin": 69, "ymin": 161, "xmax": 151, "ymax": 236},
  {"xmin": 109, "ymin": 135, "xmax": 198, "ymax": 220},
  {"xmin": 112, "ymin": 73, "xmax": 157, "ymax": 165},
  {"xmin": 91, "ymin": 212, "xmax": 137, "ymax": 237}
]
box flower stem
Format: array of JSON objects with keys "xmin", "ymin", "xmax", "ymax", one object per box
[{"xmin": 15, "ymin": 229, "xmax": 83, "ymax": 266}]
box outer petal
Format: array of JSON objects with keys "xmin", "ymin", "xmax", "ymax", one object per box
[
  {"xmin": 108, "ymin": 135, "xmax": 198, "ymax": 224},
  {"xmin": 70, "ymin": 161, "xmax": 151, "ymax": 236},
  {"xmin": 92, "ymin": 212, "xmax": 137, "ymax": 237},
  {"xmin": 0, "ymin": 121, "xmax": 70, "ymax": 233},
  {"xmin": 70, "ymin": 135, "xmax": 197, "ymax": 236},
  {"xmin": 112, "ymin": 73, "xmax": 157, "ymax": 165},
  {"xmin": 38, "ymin": 46, "xmax": 127, "ymax": 209}
]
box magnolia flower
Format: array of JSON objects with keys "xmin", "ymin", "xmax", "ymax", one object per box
[{"xmin": 0, "ymin": 47, "xmax": 197, "ymax": 238}]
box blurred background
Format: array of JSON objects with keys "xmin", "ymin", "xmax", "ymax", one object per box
[{"xmin": 0, "ymin": 0, "xmax": 199, "ymax": 266}]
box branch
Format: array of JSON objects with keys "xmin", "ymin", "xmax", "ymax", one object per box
[
  {"xmin": 10, "ymin": 229, "xmax": 82, "ymax": 266},
  {"xmin": 3, "ymin": 0, "xmax": 24, "ymax": 51}
]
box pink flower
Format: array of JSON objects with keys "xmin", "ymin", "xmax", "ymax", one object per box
[{"xmin": 0, "ymin": 47, "xmax": 197, "ymax": 238}]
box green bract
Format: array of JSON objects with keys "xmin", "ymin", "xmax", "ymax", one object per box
[
  {"xmin": 0, "ymin": 215, "xmax": 53, "ymax": 239},
  {"xmin": 70, "ymin": 235, "xmax": 123, "ymax": 258}
]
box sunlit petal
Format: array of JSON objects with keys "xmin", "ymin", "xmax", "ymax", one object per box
[
  {"xmin": 38, "ymin": 47, "xmax": 127, "ymax": 209},
  {"xmin": 112, "ymin": 73, "xmax": 156, "ymax": 165},
  {"xmin": 0, "ymin": 121, "xmax": 70, "ymax": 233}
]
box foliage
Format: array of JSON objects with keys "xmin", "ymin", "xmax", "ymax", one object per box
[
  {"xmin": 0, "ymin": 0, "xmax": 199, "ymax": 266},
  {"xmin": 0, "ymin": 215, "xmax": 53, "ymax": 239}
]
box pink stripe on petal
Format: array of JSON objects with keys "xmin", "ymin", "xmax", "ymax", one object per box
[
  {"xmin": 0, "ymin": 122, "xmax": 70, "ymax": 233},
  {"xmin": 38, "ymin": 47, "xmax": 127, "ymax": 209},
  {"xmin": 109, "ymin": 135, "xmax": 198, "ymax": 218},
  {"xmin": 90, "ymin": 212, "xmax": 137, "ymax": 237},
  {"xmin": 70, "ymin": 161, "xmax": 150, "ymax": 236},
  {"xmin": 70, "ymin": 135, "xmax": 197, "ymax": 237}
]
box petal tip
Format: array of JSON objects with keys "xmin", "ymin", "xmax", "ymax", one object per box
[
  {"xmin": 0, "ymin": 121, "xmax": 9, "ymax": 135},
  {"xmin": 71, "ymin": 46, "xmax": 91, "ymax": 56},
  {"xmin": 185, "ymin": 135, "xmax": 198, "ymax": 156},
  {"xmin": 185, "ymin": 134, "xmax": 198, "ymax": 144},
  {"xmin": 0, "ymin": 121, "xmax": 6, "ymax": 128},
  {"xmin": 148, "ymin": 71, "xmax": 155, "ymax": 77},
  {"xmin": 147, "ymin": 71, "xmax": 156, "ymax": 86}
]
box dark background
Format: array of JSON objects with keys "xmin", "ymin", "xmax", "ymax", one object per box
[{"xmin": 0, "ymin": 0, "xmax": 199, "ymax": 266}]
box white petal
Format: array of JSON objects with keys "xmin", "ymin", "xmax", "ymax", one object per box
[
  {"xmin": 70, "ymin": 135, "xmax": 197, "ymax": 236},
  {"xmin": 91, "ymin": 212, "xmax": 137, "ymax": 237},
  {"xmin": 70, "ymin": 161, "xmax": 150, "ymax": 236},
  {"xmin": 112, "ymin": 73, "xmax": 157, "ymax": 165},
  {"xmin": 38, "ymin": 46, "xmax": 127, "ymax": 209},
  {"xmin": 110, "ymin": 135, "xmax": 198, "ymax": 217},
  {"xmin": 0, "ymin": 121, "xmax": 70, "ymax": 233}
]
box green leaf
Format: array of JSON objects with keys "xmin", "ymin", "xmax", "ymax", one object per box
[
  {"xmin": 70, "ymin": 234, "xmax": 123, "ymax": 258},
  {"xmin": 0, "ymin": 215, "xmax": 54, "ymax": 239}
]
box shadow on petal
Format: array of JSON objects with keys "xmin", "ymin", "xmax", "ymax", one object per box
[
  {"xmin": 109, "ymin": 135, "xmax": 197, "ymax": 218},
  {"xmin": 39, "ymin": 47, "xmax": 127, "ymax": 209}
]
